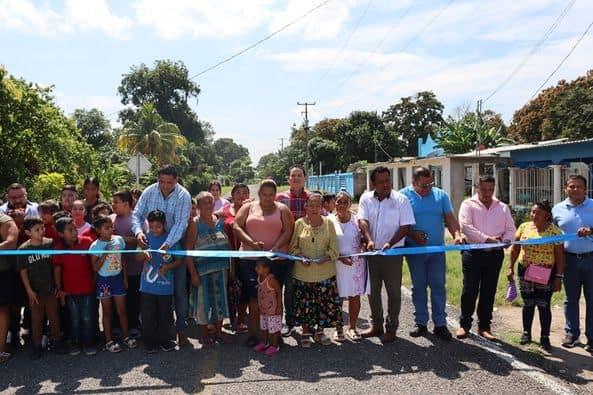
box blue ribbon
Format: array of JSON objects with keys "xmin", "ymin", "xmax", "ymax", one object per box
[{"xmin": 0, "ymin": 233, "xmax": 584, "ymax": 262}]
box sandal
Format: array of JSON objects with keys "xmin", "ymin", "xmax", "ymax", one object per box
[
  {"xmin": 123, "ymin": 337, "xmax": 138, "ymax": 349},
  {"xmin": 346, "ymin": 328, "xmax": 362, "ymax": 341},
  {"xmin": 333, "ymin": 327, "xmax": 345, "ymax": 342},
  {"xmin": 0, "ymin": 351, "xmax": 11, "ymax": 363},
  {"xmin": 106, "ymin": 341, "xmax": 122, "ymax": 353},
  {"xmin": 314, "ymin": 331, "xmax": 332, "ymax": 346},
  {"xmin": 301, "ymin": 333, "xmax": 312, "ymax": 348},
  {"xmin": 236, "ymin": 323, "xmax": 249, "ymax": 334}
]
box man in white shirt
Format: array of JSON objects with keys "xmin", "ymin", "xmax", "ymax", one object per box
[{"xmin": 358, "ymin": 166, "xmax": 415, "ymax": 343}]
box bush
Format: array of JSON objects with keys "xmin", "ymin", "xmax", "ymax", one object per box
[
  {"xmin": 30, "ymin": 172, "xmax": 66, "ymax": 201},
  {"xmin": 510, "ymin": 206, "xmax": 530, "ymax": 227}
]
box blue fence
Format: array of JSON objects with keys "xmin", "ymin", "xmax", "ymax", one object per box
[{"xmin": 307, "ymin": 172, "xmax": 354, "ymax": 195}]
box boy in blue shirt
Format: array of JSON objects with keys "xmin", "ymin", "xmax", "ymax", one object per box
[{"xmin": 138, "ymin": 210, "xmax": 182, "ymax": 353}]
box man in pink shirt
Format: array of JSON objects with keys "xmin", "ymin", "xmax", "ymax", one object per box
[{"xmin": 457, "ymin": 175, "xmax": 516, "ymax": 340}]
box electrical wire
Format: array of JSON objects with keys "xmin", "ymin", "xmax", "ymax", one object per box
[
  {"xmin": 531, "ymin": 19, "xmax": 593, "ymax": 99},
  {"xmin": 189, "ymin": 0, "xmax": 332, "ymax": 80},
  {"xmin": 484, "ymin": 0, "xmax": 576, "ymax": 103}
]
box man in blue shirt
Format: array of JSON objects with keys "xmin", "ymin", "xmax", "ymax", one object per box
[
  {"xmin": 552, "ymin": 174, "xmax": 593, "ymax": 350},
  {"xmin": 401, "ymin": 166, "xmax": 464, "ymax": 341},
  {"xmin": 132, "ymin": 164, "xmax": 192, "ymax": 347}
]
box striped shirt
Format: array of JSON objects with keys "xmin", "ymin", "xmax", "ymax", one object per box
[{"xmin": 132, "ymin": 182, "xmax": 191, "ymax": 247}]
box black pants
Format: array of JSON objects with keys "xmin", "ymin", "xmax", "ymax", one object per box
[
  {"xmin": 459, "ymin": 250, "xmax": 504, "ymax": 331},
  {"xmin": 126, "ymin": 275, "xmax": 141, "ymax": 330},
  {"xmin": 140, "ymin": 293, "xmax": 174, "ymax": 349}
]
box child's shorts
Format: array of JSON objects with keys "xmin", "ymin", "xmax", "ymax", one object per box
[
  {"xmin": 97, "ymin": 274, "xmax": 126, "ymax": 299},
  {"xmin": 259, "ymin": 314, "xmax": 282, "ymax": 334}
]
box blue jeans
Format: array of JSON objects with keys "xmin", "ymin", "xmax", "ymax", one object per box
[
  {"xmin": 67, "ymin": 295, "xmax": 95, "ymax": 346},
  {"xmin": 174, "ymin": 263, "xmax": 188, "ymax": 334},
  {"xmin": 406, "ymin": 253, "xmax": 447, "ymax": 327},
  {"xmin": 564, "ymin": 253, "xmax": 593, "ymax": 340}
]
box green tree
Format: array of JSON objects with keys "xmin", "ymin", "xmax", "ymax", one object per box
[
  {"xmin": 382, "ymin": 91, "xmax": 445, "ymax": 156},
  {"xmin": 229, "ymin": 157, "xmax": 255, "ymax": 183},
  {"xmin": 212, "ymin": 138, "xmax": 250, "ymax": 174},
  {"xmin": 335, "ymin": 111, "xmax": 401, "ymax": 165},
  {"xmin": 118, "ymin": 60, "xmax": 204, "ymax": 142},
  {"xmin": 508, "ymin": 70, "xmax": 593, "ymax": 142},
  {"xmin": 435, "ymin": 120, "xmax": 512, "ymax": 154},
  {"xmin": 30, "ymin": 172, "xmax": 66, "ymax": 201},
  {"xmin": 308, "ymin": 137, "xmax": 343, "ymax": 173},
  {"xmin": 256, "ymin": 152, "xmax": 286, "ymax": 183},
  {"xmin": 72, "ymin": 108, "xmax": 113, "ymax": 149},
  {"xmin": 117, "ymin": 103, "xmax": 188, "ymax": 165},
  {"xmin": 0, "ymin": 67, "xmax": 96, "ymax": 190}
]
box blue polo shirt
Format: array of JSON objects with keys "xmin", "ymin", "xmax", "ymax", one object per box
[
  {"xmin": 552, "ymin": 198, "xmax": 593, "ymax": 253},
  {"xmin": 400, "ymin": 186, "xmax": 453, "ymax": 246}
]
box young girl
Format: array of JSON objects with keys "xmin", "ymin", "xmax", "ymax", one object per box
[
  {"xmin": 83, "ymin": 177, "xmax": 108, "ymax": 224},
  {"xmin": 253, "ymin": 260, "xmax": 282, "ymax": 356},
  {"xmin": 89, "ymin": 216, "xmax": 138, "ymax": 353},
  {"xmin": 71, "ymin": 200, "xmax": 91, "ymax": 236}
]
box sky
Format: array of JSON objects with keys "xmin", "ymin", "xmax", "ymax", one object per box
[{"xmin": 1, "ymin": 0, "xmax": 592, "ymax": 164}]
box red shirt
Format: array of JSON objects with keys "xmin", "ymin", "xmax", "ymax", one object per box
[
  {"xmin": 80, "ymin": 227, "xmax": 98, "ymax": 242},
  {"xmin": 52, "ymin": 236, "xmax": 94, "ymax": 295},
  {"xmin": 44, "ymin": 223, "xmax": 60, "ymax": 243},
  {"xmin": 275, "ymin": 189, "xmax": 309, "ymax": 220},
  {"xmin": 222, "ymin": 205, "xmax": 239, "ymax": 250}
]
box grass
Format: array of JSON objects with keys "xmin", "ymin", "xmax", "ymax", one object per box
[{"xmin": 402, "ymin": 252, "xmax": 564, "ymax": 307}]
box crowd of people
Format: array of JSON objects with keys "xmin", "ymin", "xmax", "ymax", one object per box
[{"xmin": 0, "ymin": 162, "xmax": 592, "ymax": 364}]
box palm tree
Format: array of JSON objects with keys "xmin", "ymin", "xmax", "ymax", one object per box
[
  {"xmin": 435, "ymin": 120, "xmax": 512, "ymax": 154},
  {"xmin": 117, "ymin": 103, "xmax": 188, "ymax": 165}
]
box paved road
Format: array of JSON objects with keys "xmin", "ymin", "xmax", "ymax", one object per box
[{"xmin": 0, "ymin": 290, "xmax": 578, "ymax": 395}]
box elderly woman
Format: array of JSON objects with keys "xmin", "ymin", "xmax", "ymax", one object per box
[
  {"xmin": 508, "ymin": 201, "xmax": 564, "ymax": 351},
  {"xmin": 329, "ymin": 191, "xmax": 368, "ymax": 341},
  {"xmin": 234, "ymin": 179, "xmax": 293, "ymax": 346},
  {"xmin": 289, "ymin": 192, "xmax": 340, "ymax": 348},
  {"xmin": 185, "ymin": 191, "xmax": 231, "ymax": 345}
]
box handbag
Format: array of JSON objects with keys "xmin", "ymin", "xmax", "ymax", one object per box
[{"xmin": 524, "ymin": 264, "xmax": 552, "ymax": 285}]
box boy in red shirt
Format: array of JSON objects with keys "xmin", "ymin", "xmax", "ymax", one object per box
[
  {"xmin": 38, "ymin": 200, "xmax": 60, "ymax": 243},
  {"xmin": 53, "ymin": 217, "xmax": 96, "ymax": 356}
]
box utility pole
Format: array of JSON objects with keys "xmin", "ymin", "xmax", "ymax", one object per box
[
  {"xmin": 475, "ymin": 99, "xmax": 483, "ymax": 157},
  {"xmin": 279, "ymin": 137, "xmax": 285, "ymax": 152},
  {"xmin": 297, "ymin": 101, "xmax": 316, "ymax": 173}
]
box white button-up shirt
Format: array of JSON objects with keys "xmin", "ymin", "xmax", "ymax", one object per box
[{"xmin": 357, "ymin": 190, "xmax": 415, "ymax": 247}]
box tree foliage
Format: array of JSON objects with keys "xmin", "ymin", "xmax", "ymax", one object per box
[
  {"xmin": 117, "ymin": 103, "xmax": 188, "ymax": 165},
  {"xmin": 435, "ymin": 120, "xmax": 512, "ymax": 154},
  {"xmin": 118, "ymin": 60, "xmax": 204, "ymax": 142},
  {"xmin": 212, "ymin": 138, "xmax": 250, "ymax": 174},
  {"xmin": 382, "ymin": 91, "xmax": 445, "ymax": 156},
  {"xmin": 0, "ymin": 67, "xmax": 96, "ymax": 191},
  {"xmin": 508, "ymin": 70, "xmax": 593, "ymax": 142},
  {"xmin": 72, "ymin": 108, "xmax": 113, "ymax": 149}
]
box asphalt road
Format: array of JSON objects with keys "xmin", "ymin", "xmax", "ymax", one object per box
[{"xmin": 0, "ymin": 290, "xmax": 578, "ymax": 395}]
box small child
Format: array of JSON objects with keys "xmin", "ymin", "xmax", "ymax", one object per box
[
  {"xmin": 89, "ymin": 215, "xmax": 138, "ymax": 353},
  {"xmin": 137, "ymin": 210, "xmax": 181, "ymax": 353},
  {"xmin": 253, "ymin": 260, "xmax": 282, "ymax": 356},
  {"xmin": 81, "ymin": 203, "xmax": 112, "ymax": 241},
  {"xmin": 71, "ymin": 200, "xmax": 91, "ymax": 236},
  {"xmin": 53, "ymin": 217, "xmax": 96, "ymax": 356},
  {"xmin": 38, "ymin": 200, "xmax": 60, "ymax": 243},
  {"xmin": 17, "ymin": 216, "xmax": 66, "ymax": 359},
  {"xmin": 322, "ymin": 194, "xmax": 336, "ymax": 216}
]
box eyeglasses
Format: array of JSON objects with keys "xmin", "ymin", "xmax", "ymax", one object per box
[{"xmin": 419, "ymin": 182, "xmax": 434, "ymax": 189}]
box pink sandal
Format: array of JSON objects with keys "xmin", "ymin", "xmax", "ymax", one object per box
[
  {"xmin": 253, "ymin": 342, "xmax": 268, "ymax": 353},
  {"xmin": 265, "ymin": 345, "xmax": 279, "ymax": 356}
]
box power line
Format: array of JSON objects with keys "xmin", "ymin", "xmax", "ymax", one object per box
[
  {"xmin": 484, "ymin": 0, "xmax": 576, "ymax": 103},
  {"xmin": 317, "ymin": 0, "xmax": 374, "ymax": 82},
  {"xmin": 189, "ymin": 0, "xmax": 332, "ymax": 80},
  {"xmin": 531, "ymin": 19, "xmax": 593, "ymax": 99},
  {"xmin": 331, "ymin": 0, "xmax": 418, "ymax": 93},
  {"xmin": 335, "ymin": 0, "xmax": 455, "ymax": 112}
]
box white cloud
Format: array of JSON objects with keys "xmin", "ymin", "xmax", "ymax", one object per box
[
  {"xmin": 133, "ymin": 0, "xmax": 276, "ymax": 40},
  {"xmin": 0, "ymin": 0, "xmax": 132, "ymax": 38}
]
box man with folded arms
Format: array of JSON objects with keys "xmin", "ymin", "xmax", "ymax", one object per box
[{"xmin": 458, "ymin": 175, "xmax": 516, "ymax": 340}]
